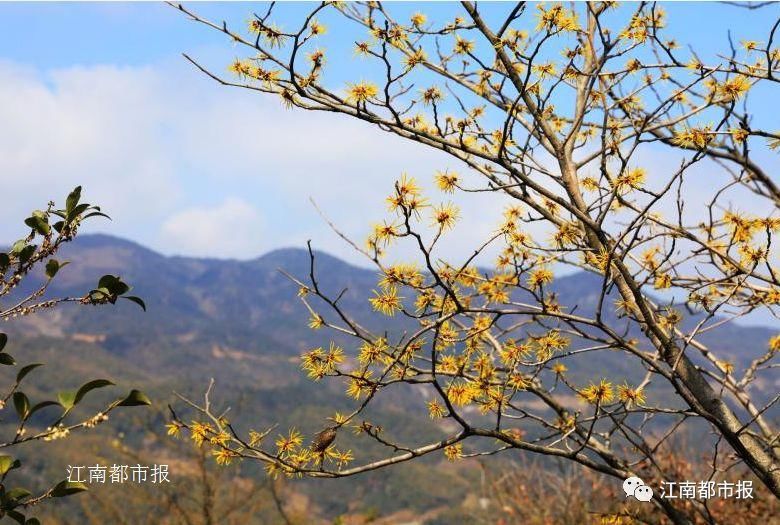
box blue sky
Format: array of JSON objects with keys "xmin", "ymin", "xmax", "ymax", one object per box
[{"xmin": 0, "ymin": 2, "xmax": 777, "ymax": 268}]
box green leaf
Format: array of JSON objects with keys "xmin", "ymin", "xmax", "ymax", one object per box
[
  {"xmin": 83, "ymin": 211, "xmax": 111, "ymax": 221},
  {"xmin": 28, "ymin": 401, "xmax": 59, "ymax": 418},
  {"xmin": 6, "ymin": 488, "xmax": 31, "ymax": 501},
  {"xmin": 65, "ymin": 186, "xmax": 82, "ymax": 215},
  {"xmin": 122, "ymin": 296, "xmax": 146, "ymax": 311},
  {"xmin": 18, "ymin": 245, "xmax": 36, "ymax": 264},
  {"xmin": 74, "ymin": 379, "xmax": 114, "ymax": 406},
  {"xmin": 16, "ymin": 363, "xmax": 43, "ymax": 384},
  {"xmin": 26, "ymin": 519, "xmax": 41, "ymax": 525},
  {"xmin": 0, "ymin": 455, "xmax": 15, "ymax": 475},
  {"xmin": 24, "ymin": 215, "xmax": 49, "ymax": 236},
  {"xmin": 45, "ymin": 259, "xmax": 69, "ymax": 279},
  {"xmin": 0, "ymin": 333, "xmax": 7, "ymax": 352},
  {"xmin": 51, "ymin": 480, "xmax": 88, "ymax": 498},
  {"xmin": 97, "ymin": 274, "xmax": 119, "ymax": 289},
  {"xmin": 118, "ymin": 389, "xmax": 152, "ymax": 407},
  {"xmin": 96, "ymin": 275, "xmax": 130, "ymax": 296},
  {"xmin": 0, "ymin": 353, "xmax": 16, "ymax": 366},
  {"xmin": 13, "ymin": 392, "xmax": 29, "ymax": 420},
  {"xmin": 6, "ymin": 510, "xmax": 26, "ymax": 524},
  {"xmin": 0, "ymin": 252, "xmax": 9, "ymax": 270},
  {"xmin": 10, "ymin": 240, "xmax": 26, "ymax": 255},
  {"xmin": 45, "ymin": 259, "xmax": 59, "ymax": 279},
  {"xmin": 70, "ymin": 203, "xmax": 90, "ymax": 217},
  {"xmin": 57, "ymin": 390, "xmax": 76, "ymax": 411}
]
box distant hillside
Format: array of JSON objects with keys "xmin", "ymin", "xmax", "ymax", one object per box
[
  {"xmin": 7, "ymin": 234, "xmax": 775, "ymax": 382},
  {"xmin": 2, "ymin": 234, "xmax": 777, "ymax": 521}
]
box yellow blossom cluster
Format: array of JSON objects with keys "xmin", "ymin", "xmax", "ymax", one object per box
[
  {"xmin": 300, "ymin": 343, "xmax": 346, "ymax": 380},
  {"xmin": 536, "ymin": 4, "xmax": 580, "ymax": 33}
]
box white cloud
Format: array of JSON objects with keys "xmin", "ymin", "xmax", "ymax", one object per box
[
  {"xmin": 9, "ymin": 55, "xmax": 760, "ymax": 273},
  {"xmin": 0, "ymin": 57, "xmax": 512, "ymax": 266},
  {"xmin": 0, "ymin": 61, "xmax": 179, "ymax": 227},
  {"xmin": 160, "ymin": 198, "xmax": 264, "ymax": 258}
]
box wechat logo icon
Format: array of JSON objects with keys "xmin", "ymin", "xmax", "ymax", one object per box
[{"xmin": 623, "ymin": 476, "xmax": 653, "ymax": 502}]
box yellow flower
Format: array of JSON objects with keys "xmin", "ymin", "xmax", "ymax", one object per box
[
  {"xmin": 431, "ymin": 202, "xmax": 460, "ymax": 231},
  {"xmin": 769, "ymin": 335, "xmax": 780, "ymax": 353},
  {"xmin": 672, "ymin": 125, "xmax": 713, "ymax": 149},
  {"xmin": 552, "ymin": 362, "xmax": 568, "ymax": 375},
  {"xmin": 354, "ymin": 41, "xmax": 371, "ymax": 56},
  {"xmin": 730, "ymin": 127, "xmax": 750, "ymax": 144},
  {"xmin": 536, "ymin": 4, "xmax": 580, "ymax": 32},
  {"xmin": 533, "ymin": 61, "xmax": 557, "ymax": 79},
  {"xmin": 190, "ymin": 421, "xmax": 213, "ymax": 447},
  {"xmin": 724, "ymin": 211, "xmax": 761, "ymax": 243},
  {"xmin": 276, "ymin": 428, "xmax": 303, "ymax": 456},
  {"xmin": 617, "ymin": 383, "xmax": 646, "ymax": 405},
  {"xmin": 248, "ymin": 430, "xmax": 265, "ymax": 447},
  {"xmin": 580, "ymin": 379, "xmax": 615, "ymax": 405},
  {"xmin": 444, "ymin": 443, "xmax": 463, "ymax": 461},
  {"xmin": 625, "ymin": 58, "xmax": 642, "ymax": 72},
  {"xmin": 332, "ymin": 449, "xmax": 354, "ymax": 468},
  {"xmin": 421, "ymin": 86, "xmax": 444, "ymax": 105},
  {"xmin": 209, "ymin": 431, "xmax": 231, "ymax": 447},
  {"xmin": 613, "ymin": 167, "xmax": 646, "ymax": 193},
  {"xmin": 415, "ymin": 289, "xmax": 436, "ymax": 312},
  {"xmin": 741, "ymin": 40, "xmax": 760, "ymax": 51},
  {"xmin": 614, "ymin": 298, "xmax": 635, "ymax": 316},
  {"xmin": 212, "ymin": 448, "xmax": 238, "ymax": 466},
  {"xmin": 435, "ymin": 170, "xmax": 459, "ymax": 193},
  {"xmin": 499, "ymin": 339, "xmax": 531, "ymax": 364},
  {"xmin": 308, "ymin": 313, "xmax": 325, "ymax": 330},
  {"xmin": 410, "ymin": 12, "xmax": 427, "ymax": 27},
  {"xmin": 447, "ymin": 382, "xmax": 476, "ymax": 406},
  {"xmin": 654, "ymin": 273, "xmax": 672, "ymax": 290},
  {"xmin": 763, "ymin": 288, "xmax": 780, "ymax": 304},
  {"xmin": 427, "ymin": 400, "xmax": 446, "ymax": 419},
  {"xmin": 657, "ymin": 308, "xmax": 682, "ymax": 330},
  {"xmin": 404, "ymin": 48, "xmax": 427, "ymax": 69},
  {"xmin": 508, "ymin": 373, "xmax": 530, "ymax": 390},
  {"xmin": 166, "ymin": 422, "xmax": 181, "ymax": 438},
  {"xmin": 387, "ymin": 173, "xmax": 424, "ymax": 211},
  {"xmin": 379, "ymin": 263, "xmax": 423, "ymax": 289},
  {"xmin": 371, "ymin": 221, "xmax": 400, "ymax": 248},
  {"xmin": 587, "ymin": 247, "xmax": 613, "ymax": 274},
  {"xmin": 346, "ymin": 81, "xmax": 378, "ymax": 104},
  {"xmin": 717, "ymin": 360, "xmax": 735, "ymax": 375},
  {"xmin": 247, "ymin": 18, "xmax": 262, "ymax": 34},
  {"xmin": 358, "ymin": 338, "xmax": 387, "ymax": 364},
  {"xmin": 453, "ymin": 36, "xmax": 474, "ymax": 55},
  {"xmin": 369, "ymin": 287, "xmax": 403, "ymax": 316},
  {"xmin": 307, "ymin": 49, "xmax": 325, "ymax": 67},
  {"xmin": 326, "ymin": 342, "xmax": 345, "ymax": 365},
  {"xmin": 719, "ymin": 75, "xmax": 750, "ymax": 101},
  {"xmin": 309, "ymin": 20, "xmax": 326, "ymax": 36},
  {"xmin": 346, "ymin": 371, "xmax": 375, "ymax": 399},
  {"xmin": 552, "ymin": 222, "xmax": 581, "ymax": 247},
  {"xmin": 228, "ymin": 59, "xmax": 251, "ymax": 77},
  {"xmin": 528, "ymin": 267, "xmax": 554, "ymax": 288},
  {"xmin": 256, "ymin": 23, "xmax": 286, "ymax": 48},
  {"xmin": 535, "ymin": 330, "xmax": 569, "ymax": 361}
]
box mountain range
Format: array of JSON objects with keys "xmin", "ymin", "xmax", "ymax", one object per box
[
  {"xmin": 9, "ymin": 234, "xmax": 774, "ymax": 385},
  {"xmin": 2, "ymin": 234, "xmax": 777, "ymax": 521}
]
